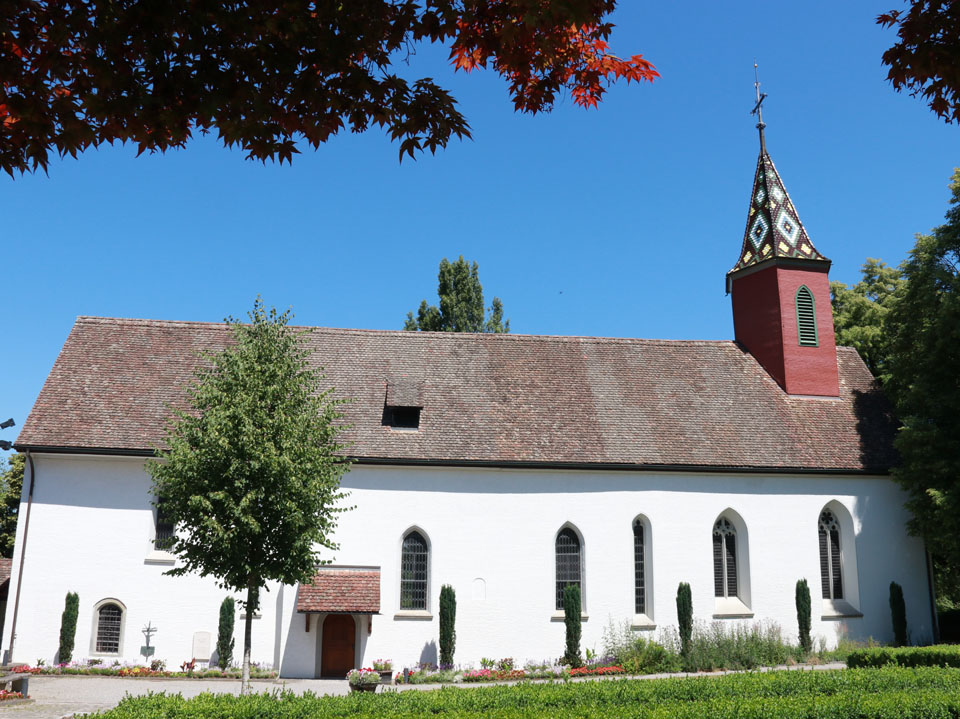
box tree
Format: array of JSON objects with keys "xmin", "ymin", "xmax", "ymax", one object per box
[
  {"xmin": 216, "ymin": 596, "xmax": 236, "ymax": 670},
  {"xmin": 562, "ymin": 584, "xmax": 582, "ymax": 667},
  {"xmin": 878, "ymin": 3, "xmax": 960, "ymax": 123},
  {"xmin": 404, "ymin": 256, "xmax": 509, "ymax": 333},
  {"xmin": 884, "ymin": 170, "xmax": 960, "ymax": 603},
  {"xmin": 148, "ymin": 298, "xmax": 352, "ymax": 693},
  {"xmin": 675, "ymin": 582, "xmax": 692, "ymax": 657},
  {"xmin": 0, "ymin": 453, "xmax": 23, "ymax": 558},
  {"xmin": 58, "ymin": 592, "xmax": 79, "ymax": 664},
  {"xmin": 830, "ymin": 258, "xmax": 905, "ymax": 378},
  {"xmin": 890, "ymin": 581, "xmax": 908, "ymax": 646},
  {"xmin": 0, "ymin": 2, "xmax": 658, "ymax": 176},
  {"xmin": 795, "ymin": 579, "xmax": 812, "ymax": 655},
  {"xmin": 439, "ymin": 584, "xmax": 456, "ymax": 667}
]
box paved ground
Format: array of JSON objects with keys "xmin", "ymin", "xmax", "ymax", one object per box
[{"xmin": 0, "ymin": 662, "xmax": 848, "ymax": 719}]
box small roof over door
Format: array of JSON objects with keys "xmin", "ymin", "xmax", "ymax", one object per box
[{"xmin": 296, "ymin": 567, "xmax": 381, "ymax": 614}]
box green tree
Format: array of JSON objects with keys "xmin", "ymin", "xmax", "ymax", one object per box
[
  {"xmin": 563, "ymin": 585, "xmax": 582, "ymax": 668},
  {"xmin": 884, "ymin": 170, "xmax": 960, "ymax": 603},
  {"xmin": 57, "ymin": 592, "xmax": 79, "ymax": 664},
  {"xmin": 216, "ymin": 596, "xmax": 236, "ymax": 670},
  {"xmin": 404, "ymin": 256, "xmax": 509, "ymax": 333},
  {"xmin": 0, "ymin": 2, "xmax": 658, "ymax": 175},
  {"xmin": 796, "ymin": 579, "xmax": 812, "ymax": 655},
  {"xmin": 0, "ymin": 453, "xmax": 23, "ymax": 558},
  {"xmin": 439, "ymin": 584, "xmax": 456, "ymax": 667},
  {"xmin": 676, "ymin": 583, "xmax": 693, "ymax": 657},
  {"xmin": 890, "ymin": 581, "xmax": 908, "ymax": 646},
  {"xmin": 148, "ymin": 298, "xmax": 352, "ymax": 692},
  {"xmin": 830, "ymin": 258, "xmax": 905, "ymax": 378}
]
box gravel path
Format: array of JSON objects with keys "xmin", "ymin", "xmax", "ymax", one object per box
[{"xmin": 0, "ymin": 662, "xmax": 848, "ymax": 719}]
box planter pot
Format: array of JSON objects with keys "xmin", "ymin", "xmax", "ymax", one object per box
[
  {"xmin": 349, "ymin": 683, "xmax": 378, "ymax": 693},
  {"xmin": 378, "ymin": 671, "xmax": 393, "ymax": 684}
]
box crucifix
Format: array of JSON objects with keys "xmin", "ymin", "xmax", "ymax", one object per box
[
  {"xmin": 140, "ymin": 621, "xmax": 157, "ymax": 659},
  {"xmin": 751, "ymin": 62, "xmax": 768, "ymax": 153}
]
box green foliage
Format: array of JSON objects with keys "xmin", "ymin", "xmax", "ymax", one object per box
[
  {"xmin": 216, "ymin": 597, "xmax": 235, "ymax": 670},
  {"xmin": 847, "ymin": 645, "xmax": 960, "ymax": 669},
  {"xmin": 439, "ymin": 584, "xmax": 456, "ymax": 667},
  {"xmin": 601, "ymin": 620, "xmax": 681, "ymax": 674},
  {"xmin": 676, "ymin": 582, "xmax": 693, "ymax": 656},
  {"xmin": 83, "ymin": 667, "xmax": 960, "ymax": 719},
  {"xmin": 57, "ymin": 592, "xmax": 79, "ymax": 664},
  {"xmin": 404, "ymin": 257, "xmax": 509, "ymax": 333},
  {"xmin": 795, "ymin": 579, "xmax": 812, "ymax": 654},
  {"xmin": 830, "ymin": 258, "xmax": 905, "ymax": 378},
  {"xmin": 890, "ymin": 581, "xmax": 908, "ymax": 646},
  {"xmin": 148, "ymin": 298, "xmax": 352, "ymax": 689},
  {"xmin": 562, "ymin": 585, "xmax": 582, "ymax": 668},
  {"xmin": 660, "ymin": 620, "xmax": 798, "ymax": 672},
  {"xmin": 0, "ymin": 453, "xmax": 23, "ymax": 558}
]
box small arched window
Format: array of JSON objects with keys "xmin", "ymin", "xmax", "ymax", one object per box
[
  {"xmin": 555, "ymin": 528, "xmax": 582, "ymax": 610},
  {"xmin": 633, "ymin": 519, "xmax": 646, "ymax": 615},
  {"xmin": 819, "ymin": 510, "xmax": 843, "ymax": 600},
  {"xmin": 400, "ymin": 530, "xmax": 428, "ymax": 610},
  {"xmin": 93, "ymin": 600, "xmax": 125, "ymax": 654},
  {"xmin": 713, "ymin": 518, "xmax": 738, "ymax": 598},
  {"xmin": 796, "ymin": 285, "xmax": 818, "ymax": 346}
]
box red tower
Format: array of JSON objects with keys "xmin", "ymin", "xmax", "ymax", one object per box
[{"xmin": 726, "ymin": 97, "xmax": 839, "ymax": 397}]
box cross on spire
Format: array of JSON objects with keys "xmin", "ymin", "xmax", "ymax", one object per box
[{"xmin": 751, "ymin": 63, "xmax": 767, "ymax": 154}]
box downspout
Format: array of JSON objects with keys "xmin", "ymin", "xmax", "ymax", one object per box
[
  {"xmin": 7, "ymin": 451, "xmax": 36, "ymax": 664},
  {"xmin": 925, "ymin": 548, "xmax": 940, "ymax": 643}
]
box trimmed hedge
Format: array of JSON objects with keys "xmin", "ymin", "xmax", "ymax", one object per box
[
  {"xmin": 847, "ymin": 645, "xmax": 960, "ymax": 669},
  {"xmin": 86, "ymin": 667, "xmax": 960, "ymax": 719}
]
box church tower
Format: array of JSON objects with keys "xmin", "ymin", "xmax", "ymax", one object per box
[{"xmin": 726, "ymin": 81, "xmax": 839, "ymax": 397}]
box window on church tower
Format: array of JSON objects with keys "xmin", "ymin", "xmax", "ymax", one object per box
[
  {"xmin": 796, "ymin": 285, "xmax": 818, "ymax": 346},
  {"xmin": 555, "ymin": 528, "xmax": 582, "ymax": 610},
  {"xmin": 400, "ymin": 530, "xmax": 429, "ymax": 610},
  {"xmin": 819, "ymin": 510, "xmax": 843, "ymax": 600},
  {"xmin": 713, "ymin": 518, "xmax": 738, "ymax": 598}
]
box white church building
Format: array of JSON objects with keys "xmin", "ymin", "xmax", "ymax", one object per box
[{"xmin": 4, "ymin": 140, "xmax": 935, "ymax": 677}]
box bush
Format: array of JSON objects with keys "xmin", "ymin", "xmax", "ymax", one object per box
[
  {"xmin": 676, "ymin": 582, "xmax": 693, "ymax": 656},
  {"xmin": 57, "ymin": 592, "xmax": 79, "ymax": 664},
  {"xmin": 796, "ymin": 579, "xmax": 812, "ymax": 654},
  {"xmin": 563, "ymin": 585, "xmax": 582, "ymax": 668},
  {"xmin": 890, "ymin": 582, "xmax": 908, "ymax": 646},
  {"xmin": 601, "ymin": 619, "xmax": 681, "ymax": 675},
  {"xmin": 217, "ymin": 596, "xmax": 235, "ymax": 670},
  {"xmin": 660, "ymin": 620, "xmax": 797, "ymax": 672},
  {"xmin": 439, "ymin": 584, "xmax": 456, "ymax": 667},
  {"xmin": 847, "ymin": 645, "xmax": 960, "ymax": 669}
]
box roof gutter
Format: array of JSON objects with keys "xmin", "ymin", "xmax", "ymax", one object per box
[{"xmin": 7, "ymin": 450, "xmax": 36, "ymax": 664}]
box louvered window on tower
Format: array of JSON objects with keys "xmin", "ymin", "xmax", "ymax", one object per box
[
  {"xmin": 819, "ymin": 510, "xmax": 843, "ymax": 600},
  {"xmin": 796, "ymin": 285, "xmax": 818, "ymax": 346},
  {"xmin": 713, "ymin": 518, "xmax": 738, "ymax": 598}
]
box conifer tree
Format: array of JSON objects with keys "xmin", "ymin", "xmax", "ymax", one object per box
[
  {"xmin": 676, "ymin": 583, "xmax": 693, "ymax": 657},
  {"xmin": 216, "ymin": 597, "xmax": 236, "ymax": 670},
  {"xmin": 796, "ymin": 579, "xmax": 812, "ymax": 654},
  {"xmin": 563, "ymin": 585, "xmax": 582, "ymax": 668},
  {"xmin": 439, "ymin": 584, "xmax": 456, "ymax": 667},
  {"xmin": 404, "ymin": 257, "xmax": 509, "ymax": 333},
  {"xmin": 58, "ymin": 592, "xmax": 79, "ymax": 664}
]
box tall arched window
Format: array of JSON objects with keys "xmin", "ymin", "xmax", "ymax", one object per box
[
  {"xmin": 555, "ymin": 528, "xmax": 582, "ymax": 610},
  {"xmin": 819, "ymin": 510, "xmax": 843, "ymax": 600},
  {"xmin": 633, "ymin": 519, "xmax": 646, "ymax": 615},
  {"xmin": 713, "ymin": 518, "xmax": 737, "ymax": 598},
  {"xmin": 400, "ymin": 530, "xmax": 429, "ymax": 610},
  {"xmin": 796, "ymin": 285, "xmax": 818, "ymax": 346},
  {"xmin": 92, "ymin": 599, "xmax": 125, "ymax": 655}
]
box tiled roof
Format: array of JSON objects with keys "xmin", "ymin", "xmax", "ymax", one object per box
[
  {"xmin": 296, "ymin": 568, "xmax": 380, "ymax": 613},
  {"xmin": 16, "ymin": 316, "xmax": 897, "ymax": 472},
  {"xmin": 0, "ymin": 558, "xmax": 11, "ymax": 600}
]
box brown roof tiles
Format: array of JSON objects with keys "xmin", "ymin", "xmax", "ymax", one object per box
[{"xmin": 296, "ymin": 568, "xmax": 380, "ymax": 613}]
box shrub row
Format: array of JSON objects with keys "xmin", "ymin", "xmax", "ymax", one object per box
[
  {"xmin": 88, "ymin": 667, "xmax": 960, "ymax": 719},
  {"xmin": 847, "ymin": 645, "xmax": 960, "ymax": 669}
]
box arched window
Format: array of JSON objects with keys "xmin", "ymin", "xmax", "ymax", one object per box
[
  {"xmin": 819, "ymin": 509, "xmax": 843, "ymax": 600},
  {"xmin": 796, "ymin": 285, "xmax": 818, "ymax": 346},
  {"xmin": 713, "ymin": 518, "xmax": 737, "ymax": 598},
  {"xmin": 633, "ymin": 519, "xmax": 646, "ymax": 615},
  {"xmin": 555, "ymin": 528, "xmax": 582, "ymax": 610},
  {"xmin": 92, "ymin": 599, "xmax": 125, "ymax": 655},
  {"xmin": 400, "ymin": 530, "xmax": 428, "ymax": 610}
]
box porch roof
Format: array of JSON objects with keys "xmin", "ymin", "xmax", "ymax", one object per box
[{"xmin": 296, "ymin": 567, "xmax": 380, "ymax": 614}]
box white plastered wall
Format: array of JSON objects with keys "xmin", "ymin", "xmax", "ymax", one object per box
[{"xmin": 2, "ymin": 456, "xmax": 934, "ymax": 677}]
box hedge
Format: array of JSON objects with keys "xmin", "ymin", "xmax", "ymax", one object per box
[
  {"xmin": 847, "ymin": 645, "xmax": 960, "ymax": 669},
  {"xmin": 87, "ymin": 667, "xmax": 960, "ymax": 719}
]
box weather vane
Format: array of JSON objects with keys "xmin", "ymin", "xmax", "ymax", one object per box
[{"xmin": 751, "ymin": 62, "xmax": 767, "ymax": 153}]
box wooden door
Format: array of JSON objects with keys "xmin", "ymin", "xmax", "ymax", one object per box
[{"xmin": 321, "ymin": 614, "xmax": 356, "ymax": 678}]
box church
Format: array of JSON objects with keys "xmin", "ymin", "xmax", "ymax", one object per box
[{"xmin": 3, "ymin": 132, "xmax": 935, "ymax": 677}]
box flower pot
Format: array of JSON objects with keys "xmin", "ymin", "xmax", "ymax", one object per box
[
  {"xmin": 349, "ymin": 683, "xmax": 377, "ymax": 693},
  {"xmin": 378, "ymin": 670, "xmax": 393, "ymax": 684}
]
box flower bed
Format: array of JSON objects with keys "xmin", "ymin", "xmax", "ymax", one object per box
[
  {"xmin": 569, "ymin": 665, "xmax": 625, "ymax": 677},
  {"xmin": 462, "ymin": 668, "xmax": 527, "ymax": 682},
  {"xmin": 9, "ymin": 663, "xmax": 277, "ymax": 679}
]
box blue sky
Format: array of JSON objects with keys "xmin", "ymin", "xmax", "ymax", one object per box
[{"xmin": 2, "ymin": 1, "xmax": 955, "ymax": 456}]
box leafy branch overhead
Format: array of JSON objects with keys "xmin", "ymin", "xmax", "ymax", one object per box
[{"xmin": 0, "ymin": 1, "xmax": 658, "ymax": 175}]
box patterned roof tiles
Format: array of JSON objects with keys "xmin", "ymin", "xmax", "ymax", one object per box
[{"xmin": 296, "ymin": 568, "xmax": 380, "ymax": 613}]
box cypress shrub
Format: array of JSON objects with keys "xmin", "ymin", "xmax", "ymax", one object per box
[
  {"xmin": 796, "ymin": 579, "xmax": 812, "ymax": 654},
  {"xmin": 890, "ymin": 582, "xmax": 907, "ymax": 646},
  {"xmin": 563, "ymin": 585, "xmax": 582, "ymax": 668},
  {"xmin": 217, "ymin": 596, "xmax": 235, "ymax": 669},
  {"xmin": 676, "ymin": 582, "xmax": 693, "ymax": 656},
  {"xmin": 58, "ymin": 591, "xmax": 79, "ymax": 664},
  {"xmin": 439, "ymin": 584, "xmax": 456, "ymax": 667}
]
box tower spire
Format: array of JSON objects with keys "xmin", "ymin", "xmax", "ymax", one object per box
[{"xmin": 751, "ymin": 63, "xmax": 767, "ymax": 154}]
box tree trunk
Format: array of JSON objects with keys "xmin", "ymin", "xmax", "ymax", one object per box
[{"xmin": 241, "ymin": 582, "xmax": 259, "ymax": 695}]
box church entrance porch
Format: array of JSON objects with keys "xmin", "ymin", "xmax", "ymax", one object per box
[{"xmin": 319, "ymin": 614, "xmax": 355, "ymax": 679}]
